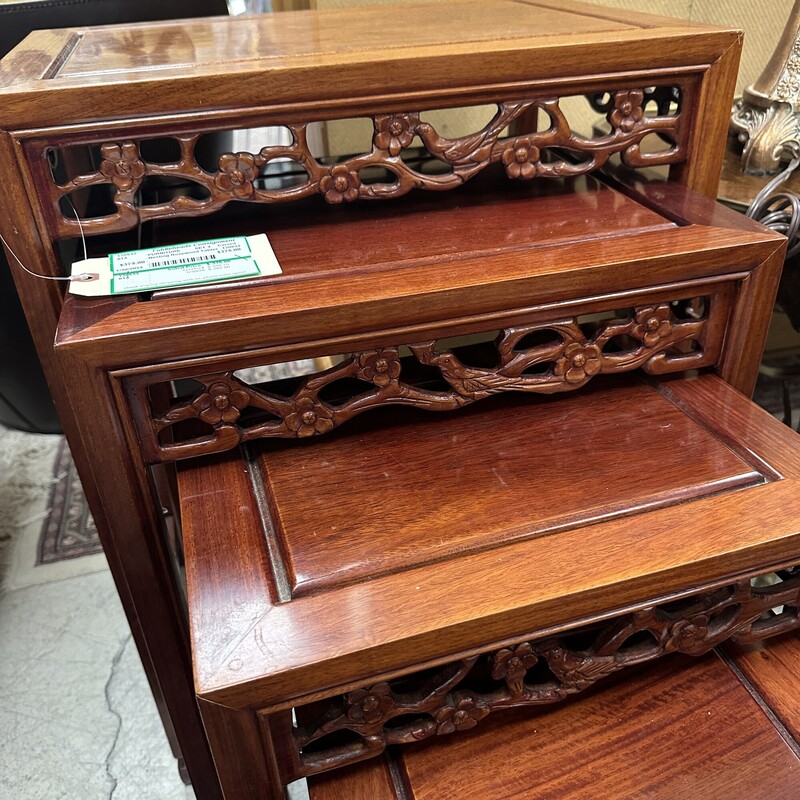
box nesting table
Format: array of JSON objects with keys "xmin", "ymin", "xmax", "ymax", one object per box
[{"xmin": 1, "ymin": 3, "xmax": 799, "ymax": 798}]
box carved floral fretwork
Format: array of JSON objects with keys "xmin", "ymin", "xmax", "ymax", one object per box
[
  {"xmin": 141, "ymin": 301, "xmax": 708, "ymax": 462},
  {"xmin": 47, "ymin": 88, "xmax": 683, "ymax": 237},
  {"xmin": 289, "ymin": 567, "xmax": 800, "ymax": 778}
]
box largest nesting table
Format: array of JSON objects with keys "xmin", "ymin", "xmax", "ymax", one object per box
[{"xmin": 1, "ymin": 2, "xmax": 798, "ymax": 798}]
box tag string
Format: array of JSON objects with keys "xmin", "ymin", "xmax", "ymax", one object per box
[{"xmin": 0, "ymin": 196, "xmax": 94, "ymax": 282}]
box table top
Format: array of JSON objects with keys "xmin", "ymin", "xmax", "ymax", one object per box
[
  {"xmin": 55, "ymin": 176, "xmax": 777, "ymax": 371},
  {"xmin": 308, "ymin": 652, "xmax": 800, "ymax": 800},
  {"xmin": 0, "ymin": 1, "xmax": 738, "ymax": 128},
  {"xmin": 178, "ymin": 374, "xmax": 800, "ymax": 708}
]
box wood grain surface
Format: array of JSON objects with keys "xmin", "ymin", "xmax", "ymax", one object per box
[
  {"xmin": 0, "ymin": 6, "xmax": 773, "ymax": 798},
  {"xmin": 0, "ymin": 1, "xmax": 739, "ymax": 146},
  {"xmin": 726, "ymin": 631, "xmax": 800, "ymax": 745},
  {"xmin": 56, "ymin": 175, "xmax": 782, "ymax": 397},
  {"xmin": 153, "ymin": 171, "xmax": 674, "ymax": 292},
  {"xmin": 261, "ymin": 379, "xmax": 761, "ymax": 596},
  {"xmin": 179, "ymin": 374, "xmax": 800, "ymax": 709},
  {"xmin": 309, "ymin": 653, "xmax": 800, "ymax": 799}
]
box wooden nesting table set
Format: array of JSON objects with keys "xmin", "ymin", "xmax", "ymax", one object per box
[{"xmin": 2, "ymin": 2, "xmax": 800, "ymax": 797}]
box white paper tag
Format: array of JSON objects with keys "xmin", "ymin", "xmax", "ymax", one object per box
[{"xmin": 68, "ymin": 234, "xmax": 282, "ymax": 297}]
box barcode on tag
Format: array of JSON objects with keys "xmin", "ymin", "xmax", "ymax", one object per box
[{"xmin": 69, "ymin": 234, "xmax": 282, "ymax": 297}]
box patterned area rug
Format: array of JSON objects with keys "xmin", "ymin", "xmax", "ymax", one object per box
[{"xmin": 37, "ymin": 438, "xmax": 100, "ymax": 564}]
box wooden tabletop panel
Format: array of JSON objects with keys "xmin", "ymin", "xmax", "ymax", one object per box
[
  {"xmin": 0, "ymin": 0, "xmax": 730, "ymax": 90},
  {"xmin": 725, "ymin": 631, "xmax": 800, "ymax": 745},
  {"xmin": 0, "ymin": 1, "xmax": 739, "ymax": 134},
  {"xmin": 261, "ymin": 379, "xmax": 761, "ymax": 597},
  {"xmin": 179, "ymin": 374, "xmax": 800, "ymax": 707},
  {"xmin": 155, "ymin": 172, "xmax": 675, "ymax": 292}
]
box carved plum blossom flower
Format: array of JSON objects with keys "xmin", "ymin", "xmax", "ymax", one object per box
[
  {"xmin": 609, "ymin": 90, "xmax": 644, "ymax": 133},
  {"xmin": 320, "ymin": 165, "xmax": 361, "ymax": 204},
  {"xmin": 664, "ymin": 615, "xmax": 711, "ymax": 655},
  {"xmin": 435, "ymin": 694, "xmax": 489, "ymax": 735},
  {"xmin": 374, "ymin": 113, "xmax": 419, "ymax": 156},
  {"xmin": 501, "ymin": 137, "xmax": 540, "ymax": 180},
  {"xmin": 285, "ymin": 396, "xmax": 334, "ymax": 437},
  {"xmin": 214, "ymin": 153, "xmax": 259, "ymax": 199},
  {"xmin": 554, "ymin": 343, "xmax": 602, "ymax": 384},
  {"xmin": 346, "ymin": 683, "xmax": 395, "ymax": 725},
  {"xmin": 99, "ymin": 142, "xmax": 146, "ymax": 191},
  {"xmin": 357, "ymin": 349, "xmax": 401, "ymax": 387},
  {"xmin": 632, "ymin": 305, "xmax": 673, "ymax": 347},
  {"xmin": 191, "ymin": 382, "xmax": 250, "ymax": 425},
  {"xmin": 491, "ymin": 642, "xmax": 537, "ymax": 695}
]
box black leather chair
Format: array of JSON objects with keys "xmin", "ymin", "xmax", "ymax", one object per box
[{"xmin": 0, "ymin": 0, "xmax": 229, "ymax": 432}]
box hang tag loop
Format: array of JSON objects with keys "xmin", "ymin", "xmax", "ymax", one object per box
[{"xmin": 0, "ymin": 196, "xmax": 92, "ymax": 282}]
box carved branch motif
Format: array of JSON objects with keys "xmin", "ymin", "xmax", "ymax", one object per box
[
  {"xmin": 291, "ymin": 567, "xmax": 800, "ymax": 777},
  {"xmin": 142, "ymin": 301, "xmax": 708, "ymax": 461},
  {"xmin": 589, "ymin": 85, "xmax": 682, "ymax": 119},
  {"xmin": 48, "ymin": 89, "xmax": 683, "ymax": 237}
]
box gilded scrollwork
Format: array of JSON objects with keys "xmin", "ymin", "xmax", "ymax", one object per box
[
  {"xmin": 47, "ymin": 88, "xmax": 684, "ymax": 238},
  {"xmin": 141, "ymin": 301, "xmax": 708, "ymax": 462},
  {"xmin": 290, "ymin": 567, "xmax": 800, "ymax": 778}
]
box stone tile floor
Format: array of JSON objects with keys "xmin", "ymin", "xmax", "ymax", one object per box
[
  {"xmin": 0, "ymin": 425, "xmax": 194, "ymax": 800},
  {"xmin": 0, "ymin": 421, "xmax": 311, "ymax": 800}
]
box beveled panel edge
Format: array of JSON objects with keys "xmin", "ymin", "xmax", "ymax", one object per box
[
  {"xmin": 252, "ymin": 558, "xmax": 800, "ymax": 721},
  {"xmin": 41, "ymin": 33, "xmax": 84, "ymax": 81},
  {"xmin": 243, "ymin": 444, "xmax": 292, "ymax": 605},
  {"xmin": 0, "ymin": 29, "xmax": 79, "ymax": 88},
  {"xmin": 654, "ymin": 373, "xmax": 800, "ymax": 481}
]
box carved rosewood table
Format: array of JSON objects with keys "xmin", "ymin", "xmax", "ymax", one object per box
[{"xmin": 1, "ymin": 2, "xmax": 798, "ymax": 798}]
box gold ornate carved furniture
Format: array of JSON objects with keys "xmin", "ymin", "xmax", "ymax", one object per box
[
  {"xmin": 731, "ymin": 0, "xmax": 800, "ymax": 175},
  {"xmin": 1, "ymin": 3, "xmax": 799, "ymax": 798}
]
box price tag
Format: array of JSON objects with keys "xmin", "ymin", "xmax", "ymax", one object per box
[{"xmin": 68, "ymin": 234, "xmax": 281, "ymax": 296}]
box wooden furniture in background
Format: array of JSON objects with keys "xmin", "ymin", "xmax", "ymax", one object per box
[{"xmin": 2, "ymin": 3, "xmax": 797, "ymax": 798}]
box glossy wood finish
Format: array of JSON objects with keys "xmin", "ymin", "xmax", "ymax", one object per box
[
  {"xmin": 0, "ymin": 2, "xmax": 739, "ymax": 193},
  {"xmin": 156, "ymin": 171, "xmax": 675, "ymax": 289},
  {"xmin": 263, "ymin": 381, "xmax": 761, "ymax": 596},
  {"xmin": 180, "ymin": 375, "xmax": 800, "ymax": 711},
  {"xmin": 309, "ymin": 756, "xmax": 397, "ymax": 800},
  {"xmin": 0, "ymin": 5, "xmax": 769, "ymax": 797},
  {"xmin": 726, "ymin": 632, "xmax": 800, "ymax": 744},
  {"xmin": 57, "ymin": 177, "xmax": 781, "ymax": 373},
  {"xmin": 309, "ymin": 653, "xmax": 800, "ymax": 800}
]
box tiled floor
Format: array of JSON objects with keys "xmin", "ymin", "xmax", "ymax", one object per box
[
  {"xmin": 0, "ymin": 422, "xmax": 311, "ymax": 800},
  {"xmin": 0, "ymin": 424, "xmax": 192, "ymax": 800}
]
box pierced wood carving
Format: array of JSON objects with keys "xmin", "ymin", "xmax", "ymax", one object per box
[
  {"xmin": 588, "ymin": 85, "xmax": 682, "ymax": 119},
  {"xmin": 45, "ymin": 89, "xmax": 683, "ymax": 238},
  {"xmin": 139, "ymin": 300, "xmax": 709, "ymax": 462},
  {"xmin": 290, "ymin": 566, "xmax": 800, "ymax": 778}
]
